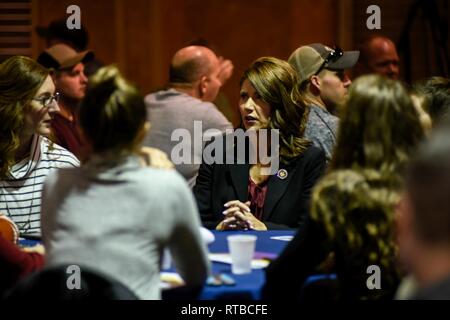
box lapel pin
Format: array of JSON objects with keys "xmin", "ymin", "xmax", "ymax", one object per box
[{"xmin": 276, "ymin": 169, "xmax": 288, "ymax": 180}]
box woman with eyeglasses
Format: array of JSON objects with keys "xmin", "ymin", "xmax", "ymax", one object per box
[{"xmin": 0, "ymin": 56, "xmax": 79, "ymax": 235}]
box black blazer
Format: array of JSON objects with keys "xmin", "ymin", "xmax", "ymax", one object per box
[{"xmin": 193, "ymin": 140, "xmax": 326, "ymax": 230}]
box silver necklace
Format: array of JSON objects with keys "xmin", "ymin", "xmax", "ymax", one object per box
[{"xmin": 1, "ymin": 161, "xmax": 37, "ymax": 234}]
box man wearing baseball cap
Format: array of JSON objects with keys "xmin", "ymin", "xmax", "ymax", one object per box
[
  {"xmin": 288, "ymin": 43, "xmax": 359, "ymax": 162},
  {"xmin": 37, "ymin": 44, "xmax": 94, "ymax": 159}
]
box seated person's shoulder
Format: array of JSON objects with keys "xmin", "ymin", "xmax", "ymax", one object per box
[
  {"xmin": 305, "ymin": 143, "xmax": 325, "ymax": 155},
  {"xmin": 307, "ymin": 105, "xmax": 339, "ymax": 128},
  {"xmin": 41, "ymin": 137, "xmax": 80, "ymax": 167},
  {"xmin": 300, "ymin": 143, "xmax": 326, "ymax": 163},
  {"xmin": 42, "ymin": 165, "xmax": 80, "ymax": 194},
  {"xmin": 145, "ymin": 88, "xmax": 198, "ymax": 107},
  {"xmin": 199, "ymin": 102, "xmax": 232, "ymax": 127},
  {"xmin": 139, "ymin": 167, "xmax": 190, "ymax": 191}
]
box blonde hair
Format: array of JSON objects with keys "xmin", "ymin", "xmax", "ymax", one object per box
[
  {"xmin": 79, "ymin": 65, "xmax": 147, "ymax": 157},
  {"xmin": 310, "ymin": 75, "xmax": 426, "ymax": 299},
  {"xmin": 331, "ymin": 75, "xmax": 425, "ymax": 182}
]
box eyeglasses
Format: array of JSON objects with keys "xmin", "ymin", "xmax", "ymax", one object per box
[
  {"xmin": 33, "ymin": 92, "xmax": 60, "ymax": 108},
  {"xmin": 314, "ymin": 46, "xmax": 344, "ymax": 76}
]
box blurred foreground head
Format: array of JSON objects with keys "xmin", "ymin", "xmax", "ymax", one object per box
[
  {"xmin": 331, "ymin": 75, "xmax": 425, "ymax": 178},
  {"xmin": 79, "ymin": 65, "xmax": 148, "ymax": 156}
]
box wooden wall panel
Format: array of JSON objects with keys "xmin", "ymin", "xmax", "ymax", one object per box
[
  {"xmin": 25, "ymin": 0, "xmax": 450, "ymax": 94},
  {"xmin": 0, "ymin": 1, "xmax": 33, "ymax": 60},
  {"xmin": 145, "ymin": 0, "xmax": 339, "ymax": 104},
  {"xmin": 33, "ymin": 0, "xmax": 117, "ymax": 65},
  {"xmin": 31, "ymin": 0, "xmax": 339, "ymax": 119},
  {"xmin": 121, "ymin": 0, "xmax": 154, "ymax": 92},
  {"xmin": 353, "ymin": 0, "xmax": 450, "ymax": 82}
]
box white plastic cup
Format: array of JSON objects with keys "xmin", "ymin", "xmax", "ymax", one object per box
[{"xmin": 227, "ymin": 235, "xmax": 257, "ymax": 274}]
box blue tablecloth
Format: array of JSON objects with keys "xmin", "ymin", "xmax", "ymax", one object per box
[
  {"xmin": 19, "ymin": 231, "xmax": 298, "ymax": 300},
  {"xmin": 19, "ymin": 239, "xmax": 40, "ymax": 247},
  {"xmin": 200, "ymin": 230, "xmax": 295, "ymax": 300}
]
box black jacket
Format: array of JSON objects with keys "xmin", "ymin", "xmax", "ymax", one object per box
[{"xmin": 193, "ymin": 139, "xmax": 326, "ymax": 230}]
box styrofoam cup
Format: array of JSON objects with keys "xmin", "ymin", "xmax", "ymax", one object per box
[{"xmin": 227, "ymin": 235, "xmax": 257, "ymax": 274}]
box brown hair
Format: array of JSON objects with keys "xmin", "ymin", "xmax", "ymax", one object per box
[
  {"xmin": 240, "ymin": 57, "xmax": 311, "ymax": 164},
  {"xmin": 330, "ymin": 75, "xmax": 425, "ymax": 184},
  {"xmin": 0, "ymin": 56, "xmax": 49, "ymax": 178},
  {"xmin": 310, "ymin": 75, "xmax": 426, "ymax": 299}
]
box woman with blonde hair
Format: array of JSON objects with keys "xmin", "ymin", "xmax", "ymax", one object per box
[
  {"xmin": 41, "ymin": 65, "xmax": 209, "ymax": 299},
  {"xmin": 264, "ymin": 75, "xmax": 426, "ymax": 300}
]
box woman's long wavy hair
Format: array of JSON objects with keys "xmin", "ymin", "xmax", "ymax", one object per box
[
  {"xmin": 311, "ymin": 75, "xmax": 426, "ymax": 299},
  {"xmin": 311, "ymin": 170, "xmax": 401, "ymax": 299},
  {"xmin": 0, "ymin": 56, "xmax": 49, "ymax": 178},
  {"xmin": 240, "ymin": 57, "xmax": 311, "ymax": 165},
  {"xmin": 330, "ymin": 75, "xmax": 425, "ymax": 183}
]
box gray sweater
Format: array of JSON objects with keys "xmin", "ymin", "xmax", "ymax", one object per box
[
  {"xmin": 41, "ymin": 155, "xmax": 210, "ymax": 299},
  {"xmin": 144, "ymin": 89, "xmax": 233, "ymax": 188}
]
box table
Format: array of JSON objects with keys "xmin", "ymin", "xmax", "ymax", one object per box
[
  {"xmin": 199, "ymin": 230, "xmax": 295, "ymax": 300},
  {"xmin": 19, "ymin": 230, "xmax": 298, "ymax": 300}
]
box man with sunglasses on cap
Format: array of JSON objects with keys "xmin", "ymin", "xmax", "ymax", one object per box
[
  {"xmin": 288, "ymin": 43, "xmax": 359, "ymax": 162},
  {"xmin": 37, "ymin": 44, "xmax": 94, "ymax": 159}
]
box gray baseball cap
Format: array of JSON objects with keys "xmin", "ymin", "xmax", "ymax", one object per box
[{"xmin": 288, "ymin": 43, "xmax": 359, "ymax": 82}]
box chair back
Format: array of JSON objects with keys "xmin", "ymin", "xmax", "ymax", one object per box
[{"xmin": 3, "ymin": 264, "xmax": 138, "ymax": 300}]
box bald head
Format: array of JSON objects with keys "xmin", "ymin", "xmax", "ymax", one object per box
[
  {"xmin": 169, "ymin": 46, "xmax": 221, "ymax": 102},
  {"xmin": 169, "ymin": 46, "xmax": 218, "ymax": 84},
  {"xmin": 359, "ymin": 36, "xmax": 400, "ymax": 80}
]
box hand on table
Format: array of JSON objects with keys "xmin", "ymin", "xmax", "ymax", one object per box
[{"xmin": 216, "ymin": 200, "xmax": 267, "ymax": 231}]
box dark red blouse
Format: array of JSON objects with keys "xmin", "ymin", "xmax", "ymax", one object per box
[
  {"xmin": 51, "ymin": 113, "xmax": 84, "ymax": 159},
  {"xmin": 247, "ymin": 178, "xmax": 269, "ymax": 220},
  {"xmin": 0, "ymin": 236, "xmax": 44, "ymax": 294}
]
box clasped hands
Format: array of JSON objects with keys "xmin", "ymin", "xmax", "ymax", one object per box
[{"xmin": 216, "ymin": 200, "xmax": 267, "ymax": 231}]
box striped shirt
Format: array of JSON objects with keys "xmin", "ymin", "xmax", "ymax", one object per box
[{"xmin": 0, "ymin": 135, "xmax": 79, "ymax": 234}]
